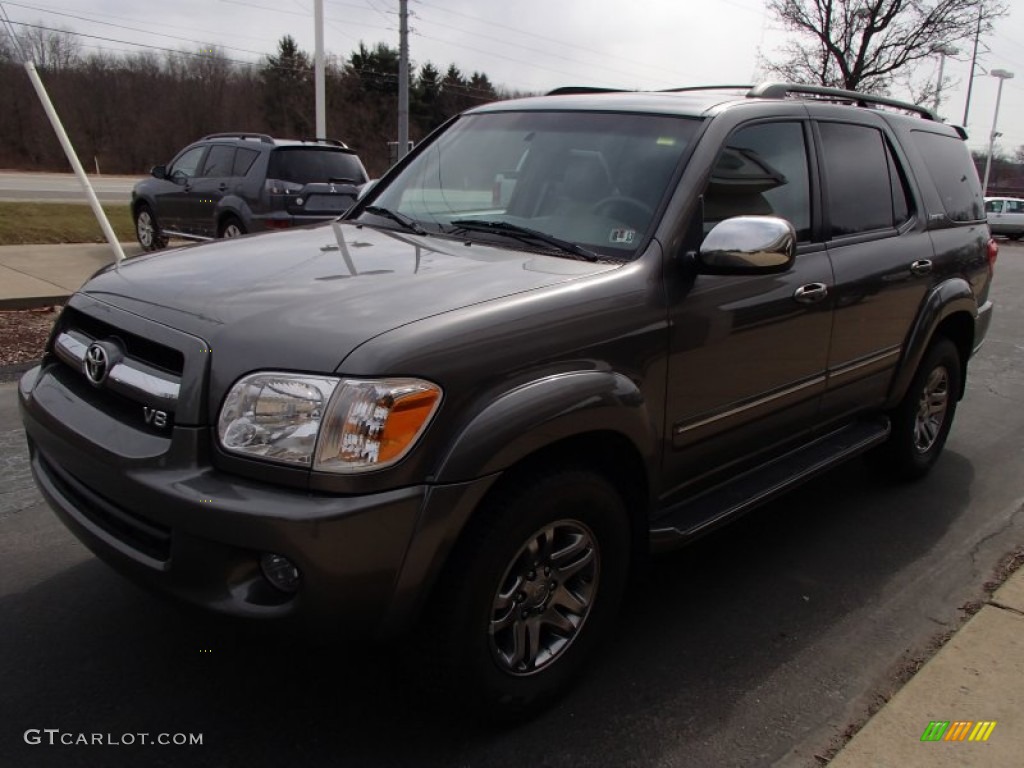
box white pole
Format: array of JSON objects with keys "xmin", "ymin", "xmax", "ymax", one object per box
[
  {"xmin": 982, "ymin": 71, "xmax": 1014, "ymax": 196},
  {"xmin": 24, "ymin": 61, "xmax": 125, "ymax": 265},
  {"xmin": 314, "ymin": 0, "xmax": 326, "ymax": 139}
]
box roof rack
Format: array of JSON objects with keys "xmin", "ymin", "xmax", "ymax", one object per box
[
  {"xmin": 201, "ymin": 132, "xmax": 275, "ymax": 144},
  {"xmin": 298, "ymin": 137, "xmax": 350, "ymax": 148},
  {"xmin": 748, "ymin": 82, "xmax": 938, "ymax": 121},
  {"xmin": 659, "ymin": 85, "xmax": 754, "ymax": 93},
  {"xmin": 546, "ymin": 86, "xmax": 629, "ymax": 96}
]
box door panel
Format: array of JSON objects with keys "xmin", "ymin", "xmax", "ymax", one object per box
[
  {"xmin": 664, "ymin": 252, "xmax": 833, "ymax": 495},
  {"xmin": 815, "ymin": 120, "xmax": 933, "ymax": 422},
  {"xmin": 662, "ymin": 119, "xmax": 831, "ymax": 501}
]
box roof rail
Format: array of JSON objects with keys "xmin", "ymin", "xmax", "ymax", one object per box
[
  {"xmin": 660, "ymin": 85, "xmax": 754, "ymax": 93},
  {"xmin": 201, "ymin": 132, "xmax": 275, "ymax": 144},
  {"xmin": 298, "ymin": 137, "xmax": 350, "ymax": 148},
  {"xmin": 546, "ymin": 86, "xmax": 629, "ymax": 96},
  {"xmin": 748, "ymin": 82, "xmax": 938, "ymax": 121}
]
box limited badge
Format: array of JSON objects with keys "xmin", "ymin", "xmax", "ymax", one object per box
[{"xmin": 609, "ymin": 228, "xmax": 636, "ymax": 244}]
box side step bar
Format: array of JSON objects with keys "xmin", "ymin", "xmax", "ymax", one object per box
[{"xmin": 650, "ymin": 418, "xmax": 890, "ymax": 553}]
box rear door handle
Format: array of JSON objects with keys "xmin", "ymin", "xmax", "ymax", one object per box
[
  {"xmin": 217, "ymin": 183, "xmax": 228, "ymax": 191},
  {"xmin": 910, "ymin": 259, "xmax": 933, "ymax": 276},
  {"xmin": 794, "ymin": 283, "xmax": 828, "ymax": 304}
]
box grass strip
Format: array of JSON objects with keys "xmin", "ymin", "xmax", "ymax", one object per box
[{"xmin": 0, "ymin": 202, "xmax": 135, "ymax": 245}]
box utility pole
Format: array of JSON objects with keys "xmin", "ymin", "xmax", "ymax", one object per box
[
  {"xmin": 961, "ymin": 5, "xmax": 982, "ymax": 127},
  {"xmin": 398, "ymin": 0, "xmax": 409, "ymax": 161},
  {"xmin": 314, "ymin": 0, "xmax": 326, "ymax": 138}
]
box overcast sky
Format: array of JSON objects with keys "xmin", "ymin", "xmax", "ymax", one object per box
[{"xmin": 3, "ymin": 0, "xmax": 1023, "ymax": 156}]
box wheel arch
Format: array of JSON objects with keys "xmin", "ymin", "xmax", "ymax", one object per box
[
  {"xmin": 888, "ymin": 279, "xmax": 977, "ymax": 406},
  {"xmin": 381, "ymin": 373, "xmax": 659, "ymax": 636}
]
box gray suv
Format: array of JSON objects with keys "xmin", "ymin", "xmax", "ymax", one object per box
[
  {"xmin": 21, "ymin": 83, "xmax": 997, "ymax": 716},
  {"xmin": 131, "ymin": 133, "xmax": 369, "ymax": 249}
]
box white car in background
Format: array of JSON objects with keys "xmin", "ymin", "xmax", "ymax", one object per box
[{"xmin": 985, "ymin": 197, "xmax": 1024, "ymax": 240}]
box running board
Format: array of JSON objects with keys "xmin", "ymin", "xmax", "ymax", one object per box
[
  {"xmin": 650, "ymin": 418, "xmax": 890, "ymax": 553},
  {"xmin": 160, "ymin": 229, "xmax": 212, "ymax": 241}
]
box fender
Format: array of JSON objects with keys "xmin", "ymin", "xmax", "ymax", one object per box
[
  {"xmin": 434, "ymin": 369, "xmax": 658, "ymax": 483},
  {"xmin": 214, "ymin": 196, "xmax": 251, "ymax": 228},
  {"xmin": 887, "ymin": 277, "xmax": 977, "ymax": 407}
]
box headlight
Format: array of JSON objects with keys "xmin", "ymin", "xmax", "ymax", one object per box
[{"xmin": 218, "ymin": 373, "xmax": 441, "ymax": 472}]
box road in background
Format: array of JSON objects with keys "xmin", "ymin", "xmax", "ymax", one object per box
[
  {"xmin": 0, "ymin": 242, "xmax": 1022, "ymax": 767},
  {"xmin": 0, "ymin": 171, "xmax": 140, "ymax": 203}
]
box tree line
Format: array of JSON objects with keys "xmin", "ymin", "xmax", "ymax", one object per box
[{"xmin": 0, "ymin": 28, "xmax": 525, "ymax": 177}]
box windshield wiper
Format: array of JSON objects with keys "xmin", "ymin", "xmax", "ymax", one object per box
[
  {"xmin": 449, "ymin": 219, "xmax": 599, "ymax": 262},
  {"xmin": 328, "ymin": 176, "xmax": 359, "ymax": 183},
  {"xmin": 363, "ymin": 205, "xmax": 427, "ymax": 235}
]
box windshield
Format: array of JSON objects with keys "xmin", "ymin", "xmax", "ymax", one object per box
[{"xmin": 362, "ymin": 111, "xmax": 698, "ymax": 258}]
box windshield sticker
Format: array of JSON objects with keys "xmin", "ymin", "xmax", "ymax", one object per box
[
  {"xmin": 656, "ymin": 137, "xmax": 677, "ymax": 146},
  {"xmin": 609, "ymin": 228, "xmax": 636, "ymax": 244}
]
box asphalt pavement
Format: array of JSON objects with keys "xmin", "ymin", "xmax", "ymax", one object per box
[
  {"xmin": 1, "ymin": 239, "xmax": 1023, "ymax": 766},
  {"xmin": 0, "ymin": 171, "xmax": 141, "ymax": 203}
]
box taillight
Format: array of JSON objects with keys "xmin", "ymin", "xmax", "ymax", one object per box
[
  {"xmin": 987, "ymin": 238, "xmax": 999, "ymax": 271},
  {"xmin": 264, "ymin": 219, "xmax": 292, "ymax": 230}
]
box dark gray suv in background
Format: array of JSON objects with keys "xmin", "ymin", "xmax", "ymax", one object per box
[
  {"xmin": 131, "ymin": 133, "xmax": 369, "ymax": 249},
  {"xmin": 22, "ymin": 83, "xmax": 997, "ymax": 717}
]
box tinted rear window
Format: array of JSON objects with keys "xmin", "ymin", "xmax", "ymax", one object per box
[
  {"xmin": 267, "ymin": 149, "xmax": 366, "ymax": 184},
  {"xmin": 911, "ymin": 130, "xmax": 984, "ymax": 222}
]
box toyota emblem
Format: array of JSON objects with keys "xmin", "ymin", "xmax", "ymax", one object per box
[{"xmin": 84, "ymin": 343, "xmax": 110, "ymax": 385}]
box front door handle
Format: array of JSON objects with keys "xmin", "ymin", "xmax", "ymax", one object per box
[
  {"xmin": 910, "ymin": 259, "xmax": 933, "ymax": 276},
  {"xmin": 217, "ymin": 183, "xmax": 228, "ymax": 191},
  {"xmin": 794, "ymin": 283, "xmax": 828, "ymax": 304}
]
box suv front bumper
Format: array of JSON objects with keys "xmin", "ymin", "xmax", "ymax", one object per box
[{"xmin": 19, "ymin": 365, "xmax": 493, "ymax": 636}]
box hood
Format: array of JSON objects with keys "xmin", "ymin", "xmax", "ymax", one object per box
[{"xmin": 81, "ymin": 222, "xmax": 619, "ymax": 374}]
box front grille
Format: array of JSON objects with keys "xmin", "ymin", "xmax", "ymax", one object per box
[
  {"xmin": 50, "ymin": 307, "xmax": 183, "ymax": 424},
  {"xmin": 39, "ymin": 452, "xmax": 172, "ymax": 563},
  {"xmin": 59, "ymin": 307, "xmax": 184, "ymax": 376}
]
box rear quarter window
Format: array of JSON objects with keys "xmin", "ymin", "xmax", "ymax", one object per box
[
  {"xmin": 233, "ymin": 148, "xmax": 260, "ymax": 177},
  {"xmin": 910, "ymin": 130, "xmax": 984, "ymax": 223}
]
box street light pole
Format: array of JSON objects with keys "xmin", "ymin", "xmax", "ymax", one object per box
[
  {"xmin": 932, "ymin": 45, "xmax": 958, "ymax": 115},
  {"xmin": 982, "ymin": 69, "xmax": 1014, "ymax": 197}
]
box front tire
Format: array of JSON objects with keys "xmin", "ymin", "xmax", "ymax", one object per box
[
  {"xmin": 871, "ymin": 337, "xmax": 961, "ymax": 480},
  {"xmin": 428, "ymin": 468, "xmax": 630, "ymax": 718},
  {"xmin": 134, "ymin": 204, "xmax": 167, "ymax": 251}
]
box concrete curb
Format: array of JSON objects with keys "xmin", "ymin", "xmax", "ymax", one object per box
[{"xmin": 0, "ymin": 295, "xmax": 69, "ymax": 311}]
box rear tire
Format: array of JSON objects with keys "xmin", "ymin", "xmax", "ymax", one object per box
[
  {"xmin": 218, "ymin": 216, "xmax": 246, "ymax": 239},
  {"xmin": 870, "ymin": 337, "xmax": 961, "ymax": 480},
  {"xmin": 424, "ymin": 468, "xmax": 630, "ymax": 719},
  {"xmin": 134, "ymin": 204, "xmax": 167, "ymax": 251}
]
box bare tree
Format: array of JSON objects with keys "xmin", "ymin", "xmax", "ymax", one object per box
[{"xmin": 764, "ymin": 0, "xmax": 1005, "ymax": 94}]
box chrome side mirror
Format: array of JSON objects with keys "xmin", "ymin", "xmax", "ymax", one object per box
[{"xmin": 698, "ymin": 216, "xmax": 796, "ymax": 274}]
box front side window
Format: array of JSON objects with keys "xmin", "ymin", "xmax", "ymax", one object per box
[
  {"xmin": 703, "ymin": 121, "xmax": 812, "ymax": 241},
  {"xmin": 169, "ymin": 146, "xmax": 206, "ymax": 180},
  {"xmin": 1006, "ymin": 200, "xmax": 1024, "ymax": 214},
  {"xmin": 364, "ymin": 111, "xmax": 699, "ymax": 259}
]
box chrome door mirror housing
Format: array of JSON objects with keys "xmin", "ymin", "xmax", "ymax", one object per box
[{"xmin": 698, "ymin": 215, "xmax": 797, "ymax": 274}]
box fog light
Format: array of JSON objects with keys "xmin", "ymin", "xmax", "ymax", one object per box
[{"xmin": 260, "ymin": 553, "xmax": 301, "ymax": 593}]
